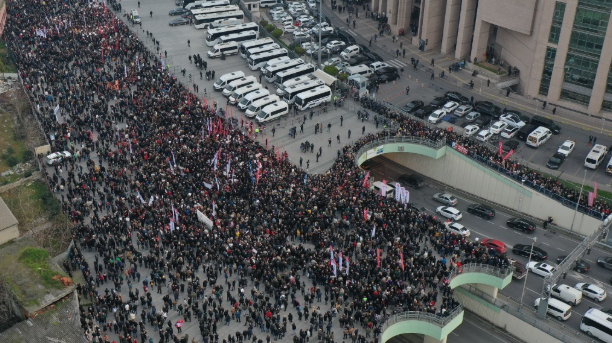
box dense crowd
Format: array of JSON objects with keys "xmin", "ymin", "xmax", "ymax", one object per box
[{"xmin": 4, "ymin": 1, "xmax": 515, "ymax": 343}]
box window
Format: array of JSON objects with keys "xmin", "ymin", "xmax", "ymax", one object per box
[
  {"xmin": 553, "ymin": 1, "xmax": 566, "ymax": 24},
  {"xmin": 539, "ymin": 47, "xmax": 557, "ymax": 95},
  {"xmin": 563, "ymin": 53, "xmax": 599, "ymax": 88},
  {"xmin": 602, "ymin": 100, "xmax": 612, "ymax": 111},
  {"xmin": 561, "ymin": 89, "xmax": 591, "ymax": 105},
  {"xmin": 549, "ymin": 25, "xmax": 562, "ymax": 44},
  {"xmin": 572, "ymin": 8, "xmax": 610, "ymax": 34}
]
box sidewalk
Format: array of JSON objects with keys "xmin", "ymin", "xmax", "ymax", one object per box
[{"xmin": 322, "ymin": 0, "xmax": 612, "ymax": 136}]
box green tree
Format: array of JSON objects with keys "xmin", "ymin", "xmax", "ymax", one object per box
[
  {"xmin": 259, "ymin": 20, "xmax": 269, "ymax": 27},
  {"xmin": 272, "ymin": 29, "xmax": 283, "ymax": 39},
  {"xmin": 294, "ymin": 47, "xmax": 306, "ymax": 56},
  {"xmin": 338, "ymin": 73, "xmax": 348, "ymax": 81},
  {"xmin": 323, "ymin": 65, "xmax": 339, "ymax": 76},
  {"xmin": 265, "ymin": 24, "xmax": 275, "ymax": 33}
]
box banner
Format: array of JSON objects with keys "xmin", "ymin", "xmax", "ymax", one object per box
[
  {"xmin": 395, "ymin": 182, "xmax": 401, "ymax": 202},
  {"xmin": 137, "ymin": 191, "xmax": 145, "ymax": 204},
  {"xmin": 364, "ymin": 208, "xmax": 368, "ymax": 221},
  {"xmin": 498, "ymin": 141, "xmax": 503, "ymax": 156},
  {"xmin": 345, "ymin": 259, "xmax": 349, "ymax": 275},
  {"xmin": 455, "ymin": 144, "xmax": 469, "ymax": 155},
  {"xmin": 212, "ymin": 201, "xmax": 216, "ymax": 217},
  {"xmin": 330, "ymin": 245, "xmax": 334, "ymax": 261},
  {"xmin": 588, "ymin": 191, "xmax": 595, "ymax": 207},
  {"xmin": 331, "ymin": 260, "xmax": 337, "ymax": 277},
  {"xmin": 196, "ymin": 209, "xmax": 213, "ymax": 229},
  {"xmin": 338, "ymin": 252, "xmax": 343, "ymax": 271},
  {"xmin": 400, "ymin": 251, "xmax": 405, "ymax": 271},
  {"xmin": 502, "ymin": 149, "xmax": 514, "ymax": 161},
  {"xmin": 376, "ymin": 248, "xmax": 381, "ymax": 268},
  {"xmin": 371, "ymin": 225, "xmax": 376, "ymax": 238},
  {"xmin": 381, "ymin": 180, "xmax": 387, "ymax": 197},
  {"xmin": 148, "ymin": 196, "xmax": 154, "ymax": 206},
  {"xmin": 362, "ymin": 171, "xmax": 370, "ymax": 188}
]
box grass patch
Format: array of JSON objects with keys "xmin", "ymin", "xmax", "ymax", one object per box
[
  {"xmin": 18, "ymin": 248, "xmax": 63, "ymax": 289},
  {"xmin": 539, "ymin": 171, "xmax": 612, "ymax": 203},
  {"xmin": 0, "ymin": 40, "xmax": 18, "ymax": 73},
  {"xmin": 0, "ymin": 108, "xmax": 28, "ymax": 174},
  {"xmin": 475, "ymin": 62, "xmax": 506, "ymax": 76},
  {"xmin": 1, "ymin": 180, "xmax": 62, "ymax": 232}
]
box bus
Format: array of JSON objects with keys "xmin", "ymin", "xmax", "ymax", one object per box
[
  {"xmin": 275, "ymin": 63, "xmax": 316, "ymax": 86},
  {"xmin": 219, "ymin": 31, "xmax": 259, "ymax": 45},
  {"xmin": 294, "ymin": 85, "xmax": 332, "ymax": 110},
  {"xmin": 194, "ymin": 11, "xmax": 244, "ymax": 29},
  {"xmin": 282, "ymin": 79, "xmax": 325, "ymax": 104},
  {"xmin": 244, "ymin": 43, "xmax": 281, "ymax": 60},
  {"xmin": 189, "ymin": 5, "xmax": 239, "ymax": 17},
  {"xmin": 185, "ymin": 0, "xmax": 230, "ymax": 10},
  {"xmin": 239, "ymin": 38, "xmax": 275, "ymax": 58},
  {"xmin": 276, "ymin": 75, "xmax": 315, "ymax": 96},
  {"xmin": 207, "ymin": 18, "xmax": 244, "ymax": 29},
  {"xmin": 585, "ymin": 144, "xmax": 608, "ymax": 169},
  {"xmin": 206, "ymin": 23, "xmax": 259, "ymax": 46},
  {"xmin": 248, "ymin": 49, "xmax": 289, "ymax": 71},
  {"xmin": 264, "ymin": 58, "xmax": 305, "ymax": 83},
  {"xmin": 581, "ymin": 308, "xmax": 612, "ymax": 342}
]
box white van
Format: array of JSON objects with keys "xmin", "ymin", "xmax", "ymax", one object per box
[
  {"xmin": 245, "ymin": 95, "xmax": 280, "ymax": 118},
  {"xmin": 534, "ymin": 297, "xmax": 572, "ymax": 321},
  {"xmin": 550, "ymin": 284, "xmax": 583, "ymax": 305},
  {"xmin": 585, "ymin": 144, "xmax": 608, "ymax": 169},
  {"xmin": 526, "ymin": 126, "xmax": 552, "ymax": 148},
  {"xmin": 207, "ymin": 42, "xmax": 239, "ymax": 58},
  {"xmin": 229, "ymin": 83, "xmax": 263, "ymax": 105},
  {"xmin": 340, "ymin": 45, "xmax": 360, "ymax": 60},
  {"xmin": 222, "ymin": 76, "xmax": 257, "ymax": 97},
  {"xmin": 369, "ymin": 181, "xmax": 395, "ymax": 199},
  {"xmin": 130, "ymin": 10, "xmax": 141, "ymax": 24},
  {"xmin": 343, "ymin": 64, "xmax": 373, "ymax": 77},
  {"xmin": 213, "ymin": 71, "xmax": 246, "ymax": 90},
  {"xmin": 238, "ymin": 89, "xmax": 271, "ymax": 110},
  {"xmin": 256, "ymin": 101, "xmax": 289, "ymax": 123},
  {"xmin": 606, "ymin": 156, "xmax": 612, "ymax": 175}
]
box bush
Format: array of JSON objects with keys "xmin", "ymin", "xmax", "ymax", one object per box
[
  {"xmin": 288, "ymin": 43, "xmax": 297, "ymax": 50},
  {"xmin": 272, "ymin": 29, "xmax": 284, "ymax": 38},
  {"xmin": 6, "ymin": 147, "xmax": 14, "ymax": 155},
  {"xmin": 294, "ymin": 47, "xmax": 306, "ymax": 56},
  {"xmin": 6, "ymin": 156, "xmax": 18, "ymax": 167},
  {"xmin": 24, "ymin": 170, "xmax": 33, "ymax": 178},
  {"xmin": 323, "ymin": 65, "xmax": 339, "ymax": 76},
  {"xmin": 259, "ymin": 20, "xmax": 269, "ymax": 27},
  {"xmin": 265, "ymin": 24, "xmax": 276, "ymax": 32},
  {"xmin": 338, "ymin": 73, "xmax": 348, "ymax": 81},
  {"xmin": 22, "ymin": 150, "xmax": 34, "ymax": 162}
]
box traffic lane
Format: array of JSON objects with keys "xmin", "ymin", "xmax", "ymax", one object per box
[{"xmin": 450, "ymin": 312, "xmax": 524, "ymax": 343}]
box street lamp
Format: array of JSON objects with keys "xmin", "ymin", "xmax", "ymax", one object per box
[
  {"xmin": 317, "ymin": 0, "xmax": 323, "ymax": 67},
  {"xmin": 570, "ymin": 169, "xmax": 588, "ymax": 232},
  {"xmin": 519, "ymin": 236, "xmax": 537, "ymax": 310}
]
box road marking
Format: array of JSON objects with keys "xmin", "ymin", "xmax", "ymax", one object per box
[
  {"xmin": 346, "ymin": 29, "xmax": 357, "ymax": 36},
  {"xmin": 386, "ymin": 59, "xmax": 407, "ymax": 68}
]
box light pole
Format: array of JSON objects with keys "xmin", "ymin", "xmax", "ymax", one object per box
[
  {"xmin": 519, "ymin": 236, "xmax": 537, "ymax": 310},
  {"xmin": 570, "ymin": 169, "xmax": 588, "ymax": 232},
  {"xmin": 317, "ymin": 0, "xmax": 323, "ymax": 67}
]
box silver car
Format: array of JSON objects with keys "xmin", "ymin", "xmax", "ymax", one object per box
[{"xmin": 432, "ymin": 193, "xmax": 458, "ymax": 206}]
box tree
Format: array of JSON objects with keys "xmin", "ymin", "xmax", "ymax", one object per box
[
  {"xmin": 294, "ymin": 47, "xmax": 305, "ymax": 56},
  {"xmin": 0, "ymin": 278, "xmax": 17, "ymax": 331},
  {"xmin": 272, "ymin": 29, "xmax": 283, "ymax": 39},
  {"xmin": 323, "ymin": 65, "xmax": 339, "ymax": 76},
  {"xmin": 265, "ymin": 24, "xmax": 275, "ymax": 33},
  {"xmin": 338, "ymin": 73, "xmax": 348, "ymax": 81}
]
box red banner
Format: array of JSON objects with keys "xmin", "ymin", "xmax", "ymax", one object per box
[
  {"xmin": 588, "ymin": 191, "xmax": 595, "ymax": 207},
  {"xmin": 502, "ymin": 149, "xmax": 514, "ymax": 161},
  {"xmin": 399, "ymin": 251, "xmax": 405, "ymax": 271},
  {"xmin": 455, "ymin": 144, "xmax": 469, "ymax": 155},
  {"xmin": 377, "ymin": 248, "xmax": 381, "ymax": 268},
  {"xmin": 594, "ymin": 181, "xmax": 598, "ymax": 197},
  {"xmin": 364, "ymin": 209, "xmax": 368, "ymax": 221},
  {"xmin": 362, "ymin": 171, "xmax": 370, "ymax": 188},
  {"xmin": 498, "ymin": 141, "xmax": 503, "ymax": 156}
]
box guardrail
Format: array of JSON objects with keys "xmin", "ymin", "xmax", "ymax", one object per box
[
  {"xmin": 450, "ymin": 262, "xmax": 514, "ymax": 280},
  {"xmin": 380, "ymin": 305, "xmax": 464, "ymax": 340},
  {"xmin": 354, "ymin": 135, "xmax": 446, "ymax": 166}
]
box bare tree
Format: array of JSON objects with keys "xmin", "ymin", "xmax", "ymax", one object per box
[{"xmin": 0, "ymin": 277, "xmax": 17, "ymax": 330}]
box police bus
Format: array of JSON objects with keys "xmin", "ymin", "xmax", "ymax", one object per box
[
  {"xmin": 194, "ymin": 11, "xmax": 244, "ymax": 29},
  {"xmin": 248, "ymin": 49, "xmax": 289, "ymax": 71},
  {"xmin": 239, "ymin": 38, "xmax": 275, "ymax": 58},
  {"xmin": 282, "ymin": 79, "xmax": 325, "ymax": 104},
  {"xmin": 264, "ymin": 58, "xmax": 305, "ymax": 83},
  {"xmin": 244, "ymin": 43, "xmax": 281, "ymax": 60},
  {"xmin": 275, "ymin": 63, "xmax": 316, "ymax": 87},
  {"xmin": 218, "ymin": 30, "xmax": 259, "ymax": 45},
  {"xmin": 294, "ymin": 85, "xmax": 332, "ymax": 110},
  {"xmin": 189, "ymin": 5, "xmax": 239, "ymax": 18},
  {"xmin": 206, "ymin": 23, "xmax": 259, "ymax": 46}
]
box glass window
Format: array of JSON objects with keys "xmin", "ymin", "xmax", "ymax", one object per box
[
  {"xmin": 549, "ymin": 25, "xmax": 562, "ymax": 44},
  {"xmin": 561, "ymin": 89, "xmax": 591, "ymax": 105},
  {"xmin": 564, "ymin": 53, "xmax": 599, "ymax": 88},
  {"xmin": 573, "ymin": 8, "xmax": 610, "ymax": 34},
  {"xmin": 553, "ymin": 2, "xmax": 566, "ymax": 24},
  {"xmin": 580, "ymin": 0, "xmax": 612, "ymax": 11},
  {"xmin": 603, "ymin": 100, "xmax": 612, "ymax": 111},
  {"xmin": 607, "ymin": 61, "xmax": 612, "ymax": 93},
  {"xmin": 539, "ymin": 47, "xmax": 557, "ymax": 96},
  {"xmin": 569, "ymin": 31, "xmax": 605, "ymax": 56}
]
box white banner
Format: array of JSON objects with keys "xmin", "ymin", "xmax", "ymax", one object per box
[{"xmin": 196, "ymin": 209, "xmax": 213, "ymax": 229}]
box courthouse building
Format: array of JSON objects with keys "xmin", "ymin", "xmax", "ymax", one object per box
[{"xmin": 371, "ymin": 0, "xmax": 612, "ymax": 115}]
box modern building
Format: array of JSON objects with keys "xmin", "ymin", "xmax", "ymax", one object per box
[{"xmin": 372, "ymin": 0, "xmax": 612, "ymax": 116}]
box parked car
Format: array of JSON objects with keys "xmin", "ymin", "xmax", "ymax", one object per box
[
  {"xmin": 442, "ymin": 101, "xmax": 459, "ymax": 114},
  {"xmin": 556, "ymin": 256, "xmax": 590, "ymax": 273},
  {"xmin": 546, "ymin": 152, "xmax": 566, "ymax": 169},
  {"xmin": 169, "ymin": 7, "xmax": 189, "ymax": 15},
  {"xmin": 481, "ymin": 238, "xmax": 508, "ymax": 254},
  {"xmin": 436, "ymin": 206, "xmax": 463, "ymax": 221},
  {"xmin": 575, "ymin": 283, "xmax": 607, "ymax": 302},
  {"xmin": 445, "ymin": 222, "xmax": 470, "ymax": 237},
  {"xmin": 445, "ymin": 91, "xmax": 469, "ymax": 104},
  {"xmin": 500, "ymin": 112, "xmax": 527, "ymax": 128},
  {"xmin": 414, "ymin": 105, "xmax": 436, "ymax": 119},
  {"xmin": 465, "ymin": 111, "xmax": 481, "ymax": 122},
  {"xmin": 428, "ymin": 110, "xmax": 446, "ymax": 124},
  {"xmin": 399, "ymin": 174, "xmax": 425, "ymax": 189},
  {"xmin": 322, "ymin": 57, "xmax": 342, "ymax": 67},
  {"xmin": 169, "ymin": 17, "xmax": 189, "ymax": 26},
  {"xmin": 501, "ymin": 126, "xmax": 519, "ymax": 139},
  {"xmin": 527, "ymin": 262, "xmax": 556, "ymax": 277},
  {"xmin": 429, "ymin": 97, "xmax": 447, "ymax": 108},
  {"xmin": 454, "ymin": 105, "xmax": 473, "ymax": 117},
  {"xmin": 402, "ymin": 100, "xmax": 424, "ymax": 114},
  {"xmin": 370, "ymin": 61, "xmax": 390, "ymax": 71},
  {"xmin": 489, "ymin": 121, "xmax": 508, "ymax": 134},
  {"xmin": 513, "ymin": 244, "xmax": 547, "ymax": 260},
  {"xmin": 503, "ymin": 140, "xmax": 520, "ymax": 153},
  {"xmin": 597, "ymin": 256, "xmax": 612, "ymax": 270},
  {"xmin": 326, "ymin": 40, "xmax": 346, "ymax": 53},
  {"xmin": 432, "ymin": 193, "xmax": 458, "ymax": 206},
  {"xmin": 464, "ymin": 124, "xmax": 479, "ymax": 137},
  {"xmin": 557, "ymin": 140, "xmax": 575, "ymax": 157},
  {"xmin": 474, "ymin": 116, "xmax": 492, "ymax": 127},
  {"xmin": 476, "ymin": 130, "xmax": 493, "ymax": 142},
  {"xmin": 363, "ymin": 52, "xmax": 384, "ymax": 62},
  {"xmin": 334, "ymin": 28, "xmax": 356, "ymax": 45},
  {"xmin": 46, "ymin": 151, "xmax": 72, "ymax": 165},
  {"xmin": 348, "ymin": 55, "xmax": 372, "ymax": 66},
  {"xmin": 467, "ymin": 203, "xmax": 495, "ymax": 219},
  {"xmin": 507, "ymin": 217, "xmax": 536, "ymax": 233}
]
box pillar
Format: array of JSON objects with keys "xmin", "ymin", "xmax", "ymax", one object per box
[
  {"xmin": 371, "ymin": 0, "xmax": 381, "ymax": 13},
  {"xmin": 588, "ymin": 9, "xmax": 612, "ymax": 114},
  {"xmin": 421, "ymin": 0, "xmax": 447, "ymax": 51},
  {"xmin": 476, "ymin": 284, "xmax": 499, "ymax": 299},
  {"xmin": 469, "ymin": 13, "xmax": 490, "ymax": 64},
  {"xmin": 379, "ymin": 0, "xmax": 388, "ymax": 15},
  {"xmin": 454, "ymin": 0, "xmax": 476, "ymax": 59},
  {"xmin": 396, "ymin": 0, "xmax": 413, "ymax": 32},
  {"xmin": 546, "ymin": 0, "xmax": 578, "ymax": 102},
  {"xmin": 424, "ymin": 336, "xmax": 447, "ymax": 343},
  {"xmin": 388, "ymin": 0, "xmax": 399, "ymax": 25},
  {"xmin": 440, "ymin": 0, "xmax": 461, "ymax": 54}
]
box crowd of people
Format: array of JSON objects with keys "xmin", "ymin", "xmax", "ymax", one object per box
[{"xmin": 3, "ymin": 1, "xmax": 519, "ymax": 343}]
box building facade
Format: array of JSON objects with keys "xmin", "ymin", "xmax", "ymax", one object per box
[{"xmin": 372, "ymin": 0, "xmax": 612, "ymax": 116}]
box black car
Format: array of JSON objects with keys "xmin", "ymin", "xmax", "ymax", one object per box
[
  {"xmin": 504, "ymin": 109, "xmax": 531, "ymax": 123},
  {"xmin": 474, "ymin": 116, "xmax": 491, "ymax": 127},
  {"xmin": 321, "ymin": 35, "xmax": 343, "ymax": 45},
  {"xmin": 335, "ymin": 28, "xmax": 356, "ymax": 45},
  {"xmin": 169, "ymin": 7, "xmax": 189, "ymax": 15},
  {"xmin": 402, "ymin": 100, "xmax": 424, "ymax": 114},
  {"xmin": 503, "ymin": 140, "xmax": 520, "ymax": 153},
  {"xmin": 348, "ymin": 55, "xmax": 372, "ymax": 66},
  {"xmin": 512, "ymin": 244, "xmax": 548, "ymax": 260},
  {"xmin": 169, "ymin": 18, "xmax": 190, "ymax": 26},
  {"xmin": 429, "ymin": 97, "xmax": 447, "ymax": 108},
  {"xmin": 556, "ymin": 256, "xmax": 590, "ymax": 273},
  {"xmin": 414, "ymin": 105, "xmax": 436, "ymax": 119},
  {"xmin": 375, "ymin": 71, "xmax": 399, "ymax": 83},
  {"xmin": 467, "ymin": 203, "xmax": 495, "ymax": 219},
  {"xmin": 445, "ymin": 91, "xmax": 469, "ymax": 104},
  {"xmin": 546, "ymin": 152, "xmax": 566, "ymax": 169},
  {"xmin": 363, "ymin": 52, "xmax": 384, "ymax": 62},
  {"xmin": 475, "ymin": 101, "xmax": 502, "ymax": 118},
  {"xmin": 377, "ymin": 66, "xmax": 398, "ymax": 75},
  {"xmin": 357, "ymin": 44, "xmax": 371, "ymax": 54},
  {"xmin": 507, "ymin": 217, "xmax": 536, "ymax": 233},
  {"xmin": 399, "ymin": 174, "xmax": 425, "ymax": 189}
]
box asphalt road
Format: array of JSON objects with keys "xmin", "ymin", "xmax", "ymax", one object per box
[{"xmin": 371, "ymin": 157, "xmax": 612, "ymax": 336}]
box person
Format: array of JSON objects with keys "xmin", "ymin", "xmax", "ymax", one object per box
[
  {"xmin": 406, "ymin": 86, "xmax": 410, "ymax": 95},
  {"xmin": 150, "ymin": 11, "xmax": 152, "ymax": 17},
  {"xmin": 348, "ymin": 129, "xmax": 351, "ymax": 138},
  {"xmin": 552, "ymin": 107, "xmax": 557, "ymax": 115},
  {"xmin": 340, "ymin": 115, "xmax": 343, "ymax": 126},
  {"xmin": 187, "ymin": 39, "xmax": 190, "ymax": 47},
  {"xmin": 138, "ymin": 1, "xmax": 140, "ymax": 7}
]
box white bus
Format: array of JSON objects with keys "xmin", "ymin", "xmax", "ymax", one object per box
[
  {"xmin": 219, "ymin": 31, "xmax": 259, "ymax": 45},
  {"xmin": 256, "ymin": 101, "xmax": 289, "ymax": 123},
  {"xmin": 244, "ymin": 43, "xmax": 281, "ymax": 60},
  {"xmin": 194, "ymin": 11, "xmax": 244, "ymax": 29},
  {"xmin": 585, "ymin": 144, "xmax": 608, "ymax": 169},
  {"xmin": 246, "ymin": 95, "xmax": 280, "ymax": 117},
  {"xmin": 207, "ymin": 18, "xmax": 244, "ymax": 29},
  {"xmin": 581, "ymin": 308, "xmax": 612, "ymax": 342},
  {"xmin": 239, "ymin": 38, "xmax": 275, "ymax": 58},
  {"xmin": 275, "ymin": 63, "xmax": 316, "ymax": 86},
  {"xmin": 206, "ymin": 23, "xmax": 259, "ymax": 46},
  {"xmin": 276, "ymin": 75, "xmax": 315, "ymax": 96},
  {"xmin": 294, "ymin": 85, "xmax": 332, "ymax": 110},
  {"xmin": 190, "ymin": 5, "xmax": 239, "ymax": 17},
  {"xmin": 207, "ymin": 42, "xmax": 239, "ymax": 58},
  {"xmin": 261, "ymin": 56, "xmax": 291, "ymax": 71},
  {"xmin": 264, "ymin": 58, "xmax": 305, "ymax": 83},
  {"xmin": 282, "ymin": 79, "xmax": 325, "ymax": 104},
  {"xmin": 185, "ymin": 0, "xmax": 230, "ymax": 10},
  {"xmin": 248, "ymin": 49, "xmax": 289, "ymax": 71},
  {"xmin": 238, "ymin": 89, "xmax": 270, "ymax": 110}
]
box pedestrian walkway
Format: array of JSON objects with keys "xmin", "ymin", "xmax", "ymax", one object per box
[{"xmin": 386, "ymin": 59, "xmax": 408, "ymax": 68}]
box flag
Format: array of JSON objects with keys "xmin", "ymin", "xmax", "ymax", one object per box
[
  {"xmin": 330, "ymin": 245, "xmax": 334, "ymax": 261},
  {"xmin": 371, "ymin": 225, "xmax": 375, "ymax": 238},
  {"xmin": 502, "ymin": 149, "xmax": 514, "ymax": 161},
  {"xmin": 498, "ymin": 141, "xmax": 503, "ymax": 156},
  {"xmin": 400, "ymin": 251, "xmax": 405, "ymax": 271},
  {"xmin": 338, "ymin": 252, "xmax": 343, "ymax": 271},
  {"xmin": 395, "ymin": 183, "xmax": 401, "ymax": 202},
  {"xmin": 129, "ymin": 140, "xmax": 133, "ymax": 154},
  {"xmin": 137, "ymin": 192, "xmax": 145, "ymax": 204},
  {"xmin": 594, "ymin": 181, "xmax": 598, "ymax": 197},
  {"xmin": 381, "ymin": 180, "xmax": 387, "ymax": 197},
  {"xmin": 172, "ymin": 151, "xmax": 177, "ymax": 166},
  {"xmin": 362, "ymin": 171, "xmax": 370, "ymax": 188},
  {"xmin": 215, "ymin": 176, "xmax": 220, "ymax": 190},
  {"xmin": 226, "ymin": 159, "xmax": 231, "ymax": 176},
  {"xmin": 148, "ymin": 196, "xmax": 154, "ymax": 206},
  {"xmin": 212, "ymin": 201, "xmax": 216, "ymax": 217},
  {"xmin": 203, "ymin": 182, "xmax": 212, "ymax": 189},
  {"xmin": 364, "ymin": 209, "xmax": 368, "ymax": 221},
  {"xmin": 170, "ymin": 221, "xmax": 175, "ymax": 231},
  {"xmin": 376, "ymin": 248, "xmax": 381, "ymax": 268},
  {"xmin": 304, "ymin": 174, "xmax": 308, "ymax": 185},
  {"xmin": 345, "ymin": 258, "xmax": 349, "ymax": 275},
  {"xmin": 588, "ymin": 191, "xmax": 595, "ymax": 207},
  {"xmin": 331, "ymin": 260, "xmax": 337, "ymax": 277},
  {"xmin": 124, "ymin": 65, "xmax": 127, "ymax": 78},
  {"xmin": 169, "ymin": 161, "xmax": 175, "ymax": 174}
]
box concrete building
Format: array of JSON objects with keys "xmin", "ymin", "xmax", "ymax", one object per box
[
  {"xmin": 0, "ymin": 196, "xmax": 18, "ymax": 244},
  {"xmin": 372, "ymin": 0, "xmax": 612, "ymax": 116}
]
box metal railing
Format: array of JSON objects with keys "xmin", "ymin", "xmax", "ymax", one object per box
[
  {"xmin": 354, "ymin": 135, "xmax": 446, "ymax": 167},
  {"xmin": 380, "ymin": 305, "xmax": 464, "ymax": 336},
  {"xmin": 449, "ymin": 262, "xmax": 513, "ymax": 281}
]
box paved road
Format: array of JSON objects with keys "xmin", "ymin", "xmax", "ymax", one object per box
[{"xmin": 370, "ymin": 157, "xmax": 612, "ymax": 337}]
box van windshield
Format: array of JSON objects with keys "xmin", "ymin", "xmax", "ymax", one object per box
[{"xmin": 586, "ymin": 158, "xmax": 597, "ymax": 165}]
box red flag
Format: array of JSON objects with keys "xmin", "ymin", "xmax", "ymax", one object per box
[
  {"xmin": 400, "ymin": 251, "xmax": 405, "ymax": 271},
  {"xmin": 498, "ymin": 141, "xmax": 503, "ymax": 156},
  {"xmin": 455, "ymin": 144, "xmax": 469, "ymax": 155},
  {"xmin": 362, "ymin": 171, "xmax": 370, "ymax": 188},
  {"xmin": 594, "ymin": 181, "xmax": 598, "ymax": 197},
  {"xmin": 376, "ymin": 248, "xmax": 381, "ymax": 268},
  {"xmin": 502, "ymin": 149, "xmax": 514, "ymax": 161},
  {"xmin": 364, "ymin": 209, "xmax": 368, "ymax": 221},
  {"xmin": 588, "ymin": 191, "xmax": 595, "ymax": 207}
]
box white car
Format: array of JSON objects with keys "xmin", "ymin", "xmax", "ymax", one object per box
[
  {"xmin": 270, "ymin": 7, "xmax": 286, "ymax": 15},
  {"xmin": 466, "ymin": 111, "xmax": 481, "ymax": 122},
  {"xmin": 442, "ymin": 101, "xmax": 459, "ymax": 113},
  {"xmin": 335, "ymin": 61, "xmax": 350, "ymax": 70},
  {"xmin": 283, "ymin": 23, "xmax": 296, "ymax": 33},
  {"xmin": 432, "ymin": 193, "xmax": 458, "ymax": 206},
  {"xmin": 428, "ymin": 110, "xmax": 446, "ymax": 124},
  {"xmin": 476, "ymin": 130, "xmax": 493, "ymax": 142},
  {"xmin": 444, "ymin": 222, "xmax": 470, "ymax": 237},
  {"xmin": 500, "ymin": 113, "xmax": 527, "ymax": 128},
  {"xmin": 326, "ymin": 40, "xmax": 346, "ymax": 51},
  {"xmin": 501, "ymin": 126, "xmax": 519, "ymax": 139},
  {"xmin": 454, "ymin": 105, "xmax": 473, "ymax": 117},
  {"xmin": 370, "ymin": 61, "xmax": 390, "ymax": 71},
  {"xmin": 557, "ymin": 140, "xmax": 575, "ymax": 157},
  {"xmin": 46, "ymin": 151, "xmax": 72, "ymax": 165},
  {"xmin": 293, "ymin": 31, "xmax": 309, "ymax": 40},
  {"xmin": 436, "ymin": 206, "xmax": 463, "ymax": 221},
  {"xmin": 323, "ymin": 57, "xmax": 342, "ymax": 67},
  {"xmin": 300, "ymin": 42, "xmax": 317, "ymax": 50},
  {"xmin": 489, "ymin": 121, "xmax": 508, "ymax": 134},
  {"xmin": 464, "ymin": 124, "xmax": 480, "ymax": 137},
  {"xmin": 527, "ymin": 262, "xmax": 556, "ymax": 278},
  {"xmin": 575, "ymin": 283, "xmax": 607, "ymax": 302}
]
